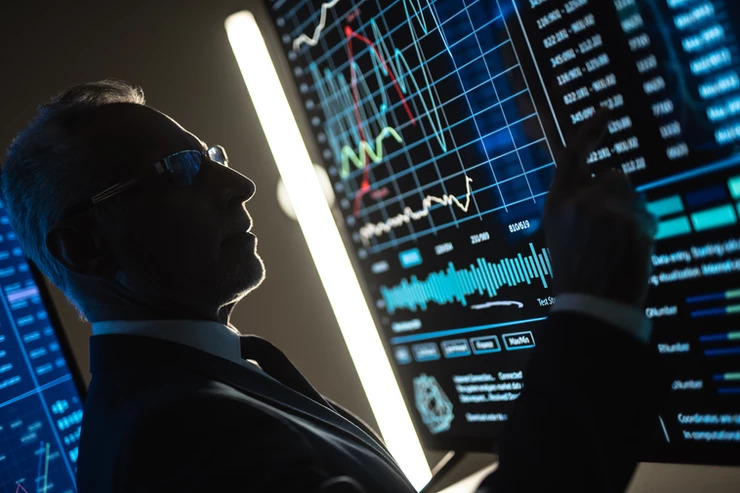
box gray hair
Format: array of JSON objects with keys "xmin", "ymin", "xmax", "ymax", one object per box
[{"xmin": 0, "ymin": 80, "xmax": 146, "ymax": 299}]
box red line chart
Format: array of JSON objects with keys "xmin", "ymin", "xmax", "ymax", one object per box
[{"xmin": 344, "ymin": 24, "xmax": 418, "ymax": 214}]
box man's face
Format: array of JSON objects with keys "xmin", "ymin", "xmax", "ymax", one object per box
[{"xmin": 81, "ymin": 104, "xmax": 265, "ymax": 317}]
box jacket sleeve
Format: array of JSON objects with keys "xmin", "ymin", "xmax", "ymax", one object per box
[{"xmin": 477, "ymin": 311, "xmax": 663, "ymax": 493}]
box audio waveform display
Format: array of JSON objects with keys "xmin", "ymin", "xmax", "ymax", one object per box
[{"xmin": 381, "ymin": 243, "xmax": 552, "ymax": 314}]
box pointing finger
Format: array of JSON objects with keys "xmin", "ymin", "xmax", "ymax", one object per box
[{"xmin": 551, "ymin": 108, "xmax": 611, "ymax": 196}]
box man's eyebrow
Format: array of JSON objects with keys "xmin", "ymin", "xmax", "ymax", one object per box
[{"xmin": 180, "ymin": 140, "xmax": 205, "ymax": 153}]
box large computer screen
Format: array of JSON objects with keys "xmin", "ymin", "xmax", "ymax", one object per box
[
  {"xmin": 0, "ymin": 200, "xmax": 84, "ymax": 491},
  {"xmin": 266, "ymin": 0, "xmax": 740, "ymax": 462}
]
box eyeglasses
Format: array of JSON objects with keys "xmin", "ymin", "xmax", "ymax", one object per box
[{"xmin": 90, "ymin": 145, "xmax": 229, "ymax": 205}]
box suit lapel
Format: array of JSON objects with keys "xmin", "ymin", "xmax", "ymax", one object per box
[
  {"xmin": 89, "ymin": 335, "xmax": 411, "ymax": 485},
  {"xmin": 204, "ymin": 356, "xmax": 405, "ymax": 471}
]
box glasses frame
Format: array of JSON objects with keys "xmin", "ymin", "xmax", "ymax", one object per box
[{"xmin": 90, "ymin": 145, "xmax": 229, "ymax": 206}]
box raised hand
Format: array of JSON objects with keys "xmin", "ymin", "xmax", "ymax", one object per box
[{"xmin": 544, "ymin": 111, "xmax": 657, "ymax": 307}]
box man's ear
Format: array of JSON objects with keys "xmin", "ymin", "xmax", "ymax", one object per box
[{"xmin": 45, "ymin": 216, "xmax": 117, "ymax": 279}]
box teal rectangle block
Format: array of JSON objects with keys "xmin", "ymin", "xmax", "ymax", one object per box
[
  {"xmin": 399, "ymin": 248, "xmax": 423, "ymax": 268},
  {"xmin": 691, "ymin": 204, "xmax": 738, "ymax": 232},
  {"xmin": 647, "ymin": 195, "xmax": 684, "ymax": 218},
  {"xmin": 729, "ymin": 175, "xmax": 740, "ymax": 199},
  {"xmin": 656, "ymin": 216, "xmax": 692, "ymax": 240}
]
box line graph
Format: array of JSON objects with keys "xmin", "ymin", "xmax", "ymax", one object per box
[
  {"xmin": 14, "ymin": 440, "xmax": 50, "ymax": 493},
  {"xmin": 345, "ymin": 23, "xmax": 418, "ymax": 127},
  {"xmin": 344, "ymin": 22, "xmax": 425, "ymax": 213},
  {"xmin": 360, "ymin": 176, "xmax": 473, "ymax": 245},
  {"xmin": 41, "ymin": 442, "xmax": 49, "ymax": 493},
  {"xmin": 312, "ymin": 8, "xmax": 457, "ymax": 214},
  {"xmin": 277, "ymin": 0, "xmax": 555, "ymax": 253},
  {"xmin": 341, "ymin": 126, "xmax": 404, "ymax": 178},
  {"xmin": 312, "ymin": 17, "xmax": 450, "ymax": 166},
  {"xmin": 470, "ymin": 300, "xmax": 524, "ymax": 310},
  {"xmin": 292, "ymin": 0, "xmax": 342, "ymax": 51}
]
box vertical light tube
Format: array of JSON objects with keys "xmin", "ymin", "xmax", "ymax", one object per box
[{"xmin": 225, "ymin": 11, "xmax": 431, "ymax": 490}]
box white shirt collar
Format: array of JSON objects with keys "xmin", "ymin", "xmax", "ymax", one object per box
[{"xmin": 91, "ymin": 319, "xmax": 246, "ymax": 366}]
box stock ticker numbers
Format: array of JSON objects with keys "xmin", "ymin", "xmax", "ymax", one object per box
[
  {"xmin": 270, "ymin": 0, "xmax": 740, "ymax": 454},
  {"xmin": 519, "ymin": 0, "xmax": 740, "ymax": 178}
]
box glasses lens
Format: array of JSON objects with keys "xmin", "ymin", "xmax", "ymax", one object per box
[
  {"xmin": 207, "ymin": 145, "xmax": 228, "ymax": 167},
  {"xmin": 168, "ymin": 151, "xmax": 202, "ymax": 185}
]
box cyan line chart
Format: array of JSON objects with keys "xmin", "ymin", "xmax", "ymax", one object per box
[
  {"xmin": 13, "ymin": 440, "xmax": 50, "ymax": 493},
  {"xmin": 380, "ymin": 242, "xmax": 552, "ymax": 314},
  {"xmin": 316, "ymin": 11, "xmax": 454, "ymax": 216},
  {"xmin": 275, "ymin": 0, "xmax": 556, "ymax": 254}
]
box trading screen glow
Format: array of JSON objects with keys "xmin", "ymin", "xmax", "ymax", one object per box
[
  {"xmin": 0, "ymin": 201, "xmax": 83, "ymax": 492},
  {"xmin": 267, "ymin": 0, "xmax": 740, "ymax": 460}
]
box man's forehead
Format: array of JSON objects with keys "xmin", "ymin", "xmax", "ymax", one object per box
[{"xmin": 76, "ymin": 103, "xmax": 204, "ymax": 165}]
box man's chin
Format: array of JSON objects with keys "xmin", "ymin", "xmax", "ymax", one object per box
[
  {"xmin": 244, "ymin": 258, "xmax": 266, "ymax": 293},
  {"xmin": 226, "ymin": 253, "xmax": 266, "ymax": 299}
]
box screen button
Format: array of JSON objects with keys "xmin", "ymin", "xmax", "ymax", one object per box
[
  {"xmin": 412, "ymin": 342, "xmax": 440, "ymax": 361},
  {"xmin": 394, "ymin": 346, "xmax": 412, "ymax": 365},
  {"xmin": 399, "ymin": 248, "xmax": 423, "ymax": 268},
  {"xmin": 470, "ymin": 335, "xmax": 502, "ymax": 354},
  {"xmin": 440, "ymin": 339, "xmax": 472, "ymax": 358},
  {"xmin": 502, "ymin": 331, "xmax": 536, "ymax": 351}
]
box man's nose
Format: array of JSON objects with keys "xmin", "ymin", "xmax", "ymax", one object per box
[{"xmin": 213, "ymin": 168, "xmax": 257, "ymax": 210}]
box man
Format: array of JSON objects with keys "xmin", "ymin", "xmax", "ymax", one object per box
[{"xmin": 1, "ymin": 80, "xmax": 658, "ymax": 492}]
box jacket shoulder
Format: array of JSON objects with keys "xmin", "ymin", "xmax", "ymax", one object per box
[{"xmin": 78, "ymin": 367, "xmax": 318, "ymax": 492}]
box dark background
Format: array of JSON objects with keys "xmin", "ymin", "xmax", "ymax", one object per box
[{"xmin": 0, "ymin": 0, "xmax": 737, "ymax": 490}]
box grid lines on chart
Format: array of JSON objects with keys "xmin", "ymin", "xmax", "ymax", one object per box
[{"xmin": 274, "ymin": 0, "xmax": 555, "ymax": 253}]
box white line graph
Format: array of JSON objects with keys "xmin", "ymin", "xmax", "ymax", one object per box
[
  {"xmin": 470, "ymin": 300, "xmax": 524, "ymax": 310},
  {"xmin": 280, "ymin": 0, "xmax": 556, "ymax": 254},
  {"xmin": 292, "ymin": 0, "xmax": 342, "ymax": 51},
  {"xmin": 359, "ymin": 176, "xmax": 473, "ymax": 245}
]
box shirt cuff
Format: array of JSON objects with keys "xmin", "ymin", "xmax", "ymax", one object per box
[{"xmin": 550, "ymin": 293, "xmax": 652, "ymax": 343}]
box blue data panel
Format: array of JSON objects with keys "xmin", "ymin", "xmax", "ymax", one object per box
[
  {"xmin": 267, "ymin": 0, "xmax": 740, "ymax": 461},
  {"xmin": 0, "ymin": 203, "xmax": 82, "ymax": 492}
]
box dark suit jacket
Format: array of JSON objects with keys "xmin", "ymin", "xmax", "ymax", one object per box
[
  {"xmin": 75, "ymin": 334, "xmax": 416, "ymax": 493},
  {"xmin": 76, "ymin": 312, "xmax": 659, "ymax": 492}
]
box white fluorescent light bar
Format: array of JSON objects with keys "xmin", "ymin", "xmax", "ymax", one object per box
[{"xmin": 225, "ymin": 11, "xmax": 431, "ymax": 490}]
